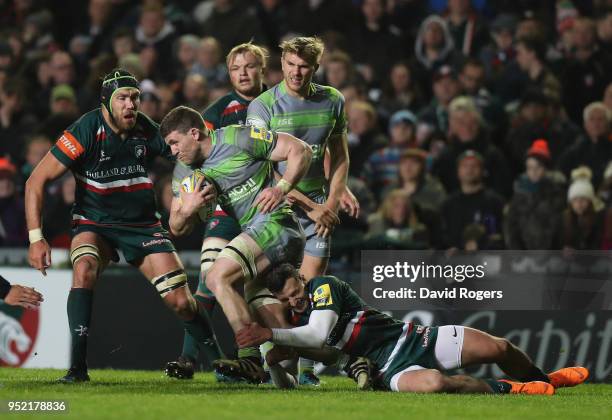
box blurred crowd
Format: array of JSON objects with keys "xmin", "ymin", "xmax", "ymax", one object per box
[{"xmin": 0, "ymin": 0, "xmax": 611, "ymax": 261}]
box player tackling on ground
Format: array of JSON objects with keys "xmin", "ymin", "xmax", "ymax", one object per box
[
  {"xmin": 237, "ymin": 264, "xmax": 589, "ymax": 394},
  {"xmin": 26, "ymin": 69, "xmax": 217, "ymax": 383}
]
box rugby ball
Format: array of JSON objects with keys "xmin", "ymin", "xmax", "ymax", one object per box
[{"xmin": 180, "ymin": 169, "xmax": 216, "ymax": 222}]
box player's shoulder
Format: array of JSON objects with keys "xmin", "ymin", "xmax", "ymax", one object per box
[
  {"xmin": 253, "ymin": 83, "xmax": 283, "ymax": 108},
  {"xmin": 204, "ymin": 91, "xmax": 235, "ymax": 115},
  {"xmin": 313, "ymin": 83, "xmax": 345, "ymax": 104},
  {"xmin": 309, "ymin": 275, "xmax": 344, "ymax": 292},
  {"xmin": 68, "ymin": 108, "xmax": 102, "ymax": 132}
]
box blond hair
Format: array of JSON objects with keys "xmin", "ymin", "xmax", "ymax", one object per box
[
  {"xmin": 378, "ymin": 189, "xmax": 418, "ymax": 227},
  {"xmin": 583, "ymin": 101, "xmax": 612, "ymax": 123},
  {"xmin": 226, "ymin": 42, "xmax": 269, "ymax": 69},
  {"xmin": 279, "ymin": 36, "xmax": 324, "ymax": 66}
]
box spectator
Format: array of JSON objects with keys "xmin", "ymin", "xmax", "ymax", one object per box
[
  {"xmin": 135, "ymin": 3, "xmax": 177, "ymax": 82},
  {"xmin": 396, "ymin": 148, "xmax": 446, "ymax": 214},
  {"xmin": 348, "ymin": 0, "xmax": 403, "ymax": 84},
  {"xmin": 190, "ymin": 37, "xmax": 228, "ymax": 90},
  {"xmin": 418, "ymin": 64, "xmax": 461, "ymax": 137},
  {"xmin": 0, "ymin": 158, "xmax": 27, "ymax": 247},
  {"xmin": 561, "ymin": 17, "xmax": 612, "ymax": 124},
  {"xmin": 377, "ymin": 61, "xmax": 425, "ymax": 119},
  {"xmin": 362, "ymin": 110, "xmax": 418, "ymax": 201},
  {"xmin": 432, "ymin": 96, "xmax": 511, "ymax": 197},
  {"xmin": 364, "ymin": 189, "xmax": 431, "ymax": 250},
  {"xmin": 559, "ymin": 101, "xmax": 612, "ymax": 187},
  {"xmin": 458, "ymin": 57, "xmax": 506, "ymax": 137},
  {"xmin": 75, "ymin": 0, "xmax": 115, "ymax": 60},
  {"xmin": 21, "ymin": 135, "xmax": 53, "ymax": 181},
  {"xmin": 443, "ymin": 0, "xmax": 489, "ymax": 57},
  {"xmin": 504, "ymin": 139, "xmax": 566, "ymax": 250},
  {"xmin": 479, "ymin": 13, "xmax": 518, "ymax": 87},
  {"xmin": 413, "ymin": 15, "xmax": 457, "ymax": 87},
  {"xmin": 175, "ymin": 34, "xmax": 200, "ymax": 81},
  {"xmin": 322, "ymin": 50, "xmax": 355, "ymax": 89},
  {"xmin": 505, "ymin": 89, "xmax": 580, "ymax": 174},
  {"xmin": 597, "ymin": 11, "xmax": 612, "ymax": 57},
  {"xmin": 180, "ymin": 73, "xmax": 209, "ymax": 113},
  {"xmin": 347, "ymin": 100, "xmax": 387, "ymax": 177},
  {"xmin": 112, "ymin": 27, "xmax": 136, "ymax": 60},
  {"xmin": 140, "ymin": 90, "xmax": 162, "ymax": 123},
  {"xmin": 0, "ymin": 81, "xmax": 36, "ymax": 166},
  {"xmin": 440, "ymin": 150, "xmax": 505, "ymax": 249},
  {"xmin": 198, "ymin": 0, "xmax": 264, "ymax": 55},
  {"xmin": 39, "ymin": 84, "xmax": 81, "ymax": 140},
  {"xmin": 562, "ymin": 166, "xmax": 609, "ymax": 250},
  {"xmin": 515, "ymin": 35, "xmax": 562, "ymax": 104}
]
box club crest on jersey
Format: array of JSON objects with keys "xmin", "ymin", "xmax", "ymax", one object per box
[
  {"xmin": 313, "ymin": 284, "xmax": 333, "ymax": 307},
  {"xmin": 250, "ymin": 126, "xmax": 273, "ymax": 143},
  {"xmin": 135, "ymin": 145, "xmax": 146, "ymax": 160}
]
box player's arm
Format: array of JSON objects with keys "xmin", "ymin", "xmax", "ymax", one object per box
[
  {"xmin": 254, "ymin": 132, "xmax": 313, "ymax": 213},
  {"xmin": 168, "ymin": 176, "xmax": 215, "ymax": 237},
  {"xmin": 237, "ymin": 309, "xmax": 338, "ymax": 349},
  {"xmin": 324, "ymin": 145, "xmax": 360, "ymax": 218},
  {"xmin": 25, "ymin": 153, "xmax": 69, "ymax": 275},
  {"xmin": 274, "ymin": 171, "xmax": 339, "ymax": 237},
  {"xmin": 326, "ymin": 133, "xmax": 349, "ymax": 211}
]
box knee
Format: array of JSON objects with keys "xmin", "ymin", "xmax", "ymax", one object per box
[
  {"xmin": 72, "ymin": 257, "xmax": 98, "ymax": 288},
  {"xmin": 423, "ymin": 370, "xmax": 448, "ymax": 393},
  {"xmin": 165, "ymin": 293, "xmax": 194, "ymax": 318},
  {"xmin": 495, "ymin": 338, "xmax": 512, "ymax": 358},
  {"xmin": 205, "ymin": 267, "xmax": 228, "ymax": 294}
]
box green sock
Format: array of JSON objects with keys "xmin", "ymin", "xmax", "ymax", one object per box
[
  {"xmin": 182, "ymin": 297, "xmax": 221, "ymax": 364},
  {"xmin": 195, "ymin": 281, "xmax": 216, "ymax": 317},
  {"xmin": 485, "ymin": 379, "xmax": 512, "ymax": 394},
  {"xmin": 238, "ymin": 346, "xmax": 261, "ymax": 361},
  {"xmin": 67, "ymin": 288, "xmax": 93, "ymax": 370},
  {"xmin": 299, "ymin": 358, "xmax": 315, "ymax": 374}
]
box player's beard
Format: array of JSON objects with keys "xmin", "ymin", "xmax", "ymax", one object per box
[{"xmin": 114, "ymin": 111, "xmax": 137, "ymax": 132}]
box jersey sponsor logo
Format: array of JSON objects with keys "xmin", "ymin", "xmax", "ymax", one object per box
[
  {"xmin": 276, "ymin": 118, "xmax": 293, "ymax": 126},
  {"xmin": 99, "ymin": 149, "xmax": 111, "ymax": 162},
  {"xmin": 56, "ymin": 131, "xmax": 84, "ymax": 160},
  {"xmin": 313, "ymin": 284, "xmax": 333, "ymax": 307},
  {"xmin": 315, "ymin": 241, "xmax": 328, "ymax": 249},
  {"xmin": 310, "ymin": 144, "xmax": 324, "ymax": 160},
  {"xmin": 222, "ymin": 177, "xmax": 258, "ymax": 204},
  {"xmin": 142, "ymin": 238, "xmax": 172, "ymax": 247},
  {"xmin": 250, "ymin": 126, "xmax": 273, "ymax": 143},
  {"xmin": 422, "ymin": 326, "xmax": 431, "ymax": 348}
]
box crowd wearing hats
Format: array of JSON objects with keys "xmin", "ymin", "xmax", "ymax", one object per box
[{"xmin": 0, "ymin": 0, "xmax": 611, "ymax": 256}]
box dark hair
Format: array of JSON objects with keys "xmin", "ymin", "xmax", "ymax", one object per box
[
  {"xmin": 267, "ymin": 263, "xmax": 301, "ymax": 294},
  {"xmin": 517, "ymin": 35, "xmax": 546, "ymax": 62},
  {"xmin": 461, "ymin": 57, "xmax": 485, "ymax": 72},
  {"xmin": 160, "ymin": 105, "xmax": 206, "ymax": 138}
]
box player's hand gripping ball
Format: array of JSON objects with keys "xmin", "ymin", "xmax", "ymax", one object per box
[{"xmin": 180, "ymin": 169, "xmax": 216, "ymax": 222}]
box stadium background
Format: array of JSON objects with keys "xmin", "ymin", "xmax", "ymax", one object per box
[{"xmin": 0, "ymin": 0, "xmax": 610, "ymax": 382}]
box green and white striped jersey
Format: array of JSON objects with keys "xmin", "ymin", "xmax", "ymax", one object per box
[
  {"xmin": 172, "ymin": 125, "xmax": 293, "ymax": 227},
  {"xmin": 246, "ymin": 81, "xmax": 347, "ymax": 200}
]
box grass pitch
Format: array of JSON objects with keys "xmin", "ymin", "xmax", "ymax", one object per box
[{"xmin": 0, "ymin": 369, "xmax": 610, "ymax": 420}]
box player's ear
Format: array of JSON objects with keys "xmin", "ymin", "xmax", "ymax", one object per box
[{"xmin": 190, "ymin": 127, "xmax": 199, "ymax": 140}]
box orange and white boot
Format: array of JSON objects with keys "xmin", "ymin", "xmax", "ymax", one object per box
[
  {"xmin": 547, "ymin": 366, "xmax": 589, "ymax": 388},
  {"xmin": 499, "ymin": 380, "xmax": 555, "ymax": 395}
]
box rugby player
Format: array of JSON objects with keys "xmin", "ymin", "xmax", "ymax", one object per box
[
  {"xmin": 166, "ymin": 42, "xmax": 270, "ymax": 380},
  {"xmin": 246, "ymin": 36, "xmax": 359, "ymax": 384},
  {"xmin": 160, "ymin": 105, "xmax": 312, "ymax": 384},
  {"xmin": 236, "ymin": 264, "xmax": 589, "ymax": 394},
  {"xmin": 26, "ymin": 69, "xmax": 217, "ymax": 383}
]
